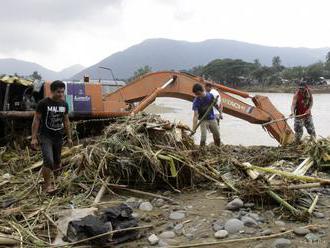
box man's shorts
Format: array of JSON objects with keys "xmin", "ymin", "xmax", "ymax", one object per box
[{"xmin": 40, "ymin": 135, "xmax": 63, "ymax": 171}]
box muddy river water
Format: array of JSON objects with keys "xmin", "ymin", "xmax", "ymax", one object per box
[{"xmin": 146, "ymin": 93, "xmax": 330, "ymax": 146}]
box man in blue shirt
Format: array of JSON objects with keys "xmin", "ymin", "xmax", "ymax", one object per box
[{"xmin": 192, "ymin": 83, "xmax": 221, "ymax": 147}]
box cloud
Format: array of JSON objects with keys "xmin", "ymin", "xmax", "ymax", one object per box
[
  {"xmin": 0, "ymin": 0, "xmax": 123, "ymax": 55},
  {"xmin": 0, "ymin": 0, "xmax": 122, "ymax": 24},
  {"xmin": 0, "ymin": 0, "xmax": 329, "ymax": 71}
]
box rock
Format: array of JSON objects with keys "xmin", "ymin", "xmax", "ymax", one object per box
[
  {"xmin": 225, "ymin": 198, "xmax": 244, "ymax": 211},
  {"xmin": 141, "ymin": 214, "xmax": 151, "ymax": 222},
  {"xmin": 166, "ymin": 239, "xmax": 180, "ymax": 245},
  {"xmin": 166, "ymin": 223, "xmax": 174, "ymax": 230},
  {"xmin": 318, "ymin": 230, "xmax": 326, "ymax": 237},
  {"xmin": 264, "ymin": 210, "xmax": 275, "ymax": 220},
  {"xmin": 305, "ymin": 233, "xmax": 320, "ymax": 242},
  {"xmin": 244, "ymin": 202, "xmax": 255, "ymax": 208},
  {"xmin": 169, "ymin": 211, "xmax": 185, "ymax": 220},
  {"xmin": 212, "ymin": 220, "xmax": 224, "ymax": 232},
  {"xmin": 271, "ymin": 238, "xmax": 291, "ymax": 248},
  {"xmin": 158, "ymin": 240, "xmax": 168, "ymax": 247},
  {"xmin": 274, "ymin": 220, "xmax": 285, "ymax": 227},
  {"xmin": 148, "ymin": 234, "xmax": 159, "ymax": 245},
  {"xmin": 174, "ymin": 224, "xmax": 184, "ymax": 235},
  {"xmin": 260, "ymin": 228, "xmax": 272, "ymax": 236},
  {"xmin": 244, "ymin": 228, "xmax": 257, "ymax": 234},
  {"xmin": 139, "ymin": 202, "xmax": 153, "ymax": 211},
  {"xmin": 154, "ymin": 198, "xmax": 165, "ymax": 207},
  {"xmin": 313, "ymin": 212, "xmax": 325, "ymax": 218},
  {"xmin": 308, "ymin": 226, "xmax": 320, "ymax": 233},
  {"xmin": 241, "ymin": 216, "xmax": 258, "ymax": 227},
  {"xmin": 239, "ymin": 210, "xmax": 249, "ymax": 217},
  {"xmin": 125, "ymin": 197, "xmax": 140, "ymax": 209},
  {"xmin": 279, "ymin": 227, "xmax": 286, "ymax": 232},
  {"xmin": 159, "ymin": 231, "xmax": 176, "ymax": 239},
  {"xmin": 131, "ymin": 212, "xmax": 139, "ymax": 218},
  {"xmin": 214, "ymin": 230, "xmax": 229, "ymax": 239},
  {"xmin": 255, "ymin": 244, "xmax": 265, "ymax": 248},
  {"xmin": 184, "ymin": 233, "xmax": 194, "ymax": 240},
  {"xmin": 224, "ymin": 218, "xmax": 244, "ymax": 234},
  {"xmin": 2, "ymin": 173, "xmax": 11, "ymax": 180},
  {"xmin": 293, "ymin": 227, "xmax": 310, "ymax": 236},
  {"xmin": 247, "ymin": 213, "xmax": 260, "ymax": 221},
  {"xmin": 201, "ymin": 233, "xmax": 209, "ymax": 238}
]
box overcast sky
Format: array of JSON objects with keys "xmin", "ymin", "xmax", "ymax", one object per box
[{"xmin": 0, "ymin": 0, "xmax": 329, "ymax": 71}]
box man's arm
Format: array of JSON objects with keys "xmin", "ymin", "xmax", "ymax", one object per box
[
  {"xmin": 31, "ymin": 112, "xmax": 41, "ymax": 149},
  {"xmin": 192, "ymin": 111, "xmax": 198, "ymax": 131},
  {"xmin": 64, "ymin": 114, "xmax": 73, "ymax": 147},
  {"xmin": 306, "ymin": 95, "xmax": 313, "ymax": 114},
  {"xmin": 291, "ymin": 93, "xmax": 297, "ymax": 115}
]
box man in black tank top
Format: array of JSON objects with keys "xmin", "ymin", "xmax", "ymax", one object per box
[{"xmin": 31, "ymin": 80, "xmax": 72, "ymax": 193}]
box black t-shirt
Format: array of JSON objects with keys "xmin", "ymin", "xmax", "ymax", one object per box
[{"xmin": 36, "ymin": 97, "xmax": 69, "ymax": 141}]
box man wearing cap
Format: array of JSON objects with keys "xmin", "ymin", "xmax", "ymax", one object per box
[
  {"xmin": 192, "ymin": 83, "xmax": 221, "ymax": 147},
  {"xmin": 291, "ymin": 82, "xmax": 316, "ymax": 144}
]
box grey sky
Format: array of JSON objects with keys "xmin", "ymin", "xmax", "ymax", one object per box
[{"xmin": 0, "ymin": 0, "xmax": 329, "ymax": 71}]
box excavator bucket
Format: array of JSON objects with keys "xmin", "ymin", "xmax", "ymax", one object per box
[{"xmin": 252, "ymin": 95, "xmax": 294, "ymax": 145}]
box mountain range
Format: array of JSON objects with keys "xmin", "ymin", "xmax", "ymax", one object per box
[
  {"xmin": 73, "ymin": 38, "xmax": 329, "ymax": 80},
  {"xmin": 0, "ymin": 58, "xmax": 84, "ymax": 80},
  {"xmin": 1, "ymin": 39, "xmax": 329, "ymax": 80}
]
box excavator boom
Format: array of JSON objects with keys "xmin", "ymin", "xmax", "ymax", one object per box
[{"xmin": 103, "ymin": 71, "xmax": 294, "ymax": 145}]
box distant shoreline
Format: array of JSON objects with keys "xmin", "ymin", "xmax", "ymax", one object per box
[{"xmin": 238, "ymin": 85, "xmax": 330, "ymax": 94}]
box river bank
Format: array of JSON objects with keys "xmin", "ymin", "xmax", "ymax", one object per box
[
  {"xmin": 1, "ymin": 115, "xmax": 330, "ymax": 247},
  {"xmin": 239, "ymin": 84, "xmax": 330, "ymax": 94}
]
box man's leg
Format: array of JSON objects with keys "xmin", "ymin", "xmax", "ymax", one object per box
[
  {"xmin": 215, "ymin": 114, "xmax": 220, "ymax": 126},
  {"xmin": 200, "ymin": 121, "xmax": 207, "ymax": 146},
  {"xmin": 40, "ymin": 137, "xmax": 55, "ymax": 192},
  {"xmin": 52, "ymin": 140, "xmax": 63, "ymax": 176},
  {"xmin": 294, "ymin": 118, "xmax": 303, "ymax": 144},
  {"xmin": 209, "ymin": 119, "xmax": 221, "ymax": 146},
  {"xmin": 304, "ymin": 116, "xmax": 316, "ymax": 140}
]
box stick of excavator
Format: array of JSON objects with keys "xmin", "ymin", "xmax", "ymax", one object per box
[{"xmin": 130, "ymin": 76, "xmax": 177, "ymax": 115}]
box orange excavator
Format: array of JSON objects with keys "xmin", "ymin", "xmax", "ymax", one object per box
[{"xmin": 0, "ymin": 71, "xmax": 294, "ymax": 145}]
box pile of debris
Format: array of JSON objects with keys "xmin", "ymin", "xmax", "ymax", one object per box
[{"xmin": 1, "ymin": 114, "xmax": 330, "ymax": 246}]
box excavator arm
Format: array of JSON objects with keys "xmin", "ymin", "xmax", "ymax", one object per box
[{"xmin": 103, "ymin": 71, "xmax": 294, "ymax": 145}]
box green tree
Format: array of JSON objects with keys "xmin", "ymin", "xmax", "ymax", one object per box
[
  {"xmin": 272, "ymin": 56, "xmax": 284, "ymax": 72},
  {"xmin": 326, "ymin": 51, "xmax": 330, "ymax": 63},
  {"xmin": 188, "ymin": 65, "xmax": 204, "ymax": 76},
  {"xmin": 133, "ymin": 65, "xmax": 152, "ymax": 78},
  {"xmin": 325, "ymin": 52, "xmax": 330, "ymax": 78},
  {"xmin": 281, "ymin": 66, "xmax": 305, "ymax": 81},
  {"xmin": 202, "ymin": 59, "xmax": 255, "ymax": 86},
  {"xmin": 253, "ymin": 59, "xmax": 261, "ymax": 68},
  {"xmin": 305, "ymin": 62, "xmax": 324, "ymax": 81},
  {"xmin": 251, "ymin": 66, "xmax": 274, "ymax": 85},
  {"xmin": 272, "ymin": 56, "xmax": 281, "ymax": 67},
  {"xmin": 31, "ymin": 71, "xmax": 42, "ymax": 80}
]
